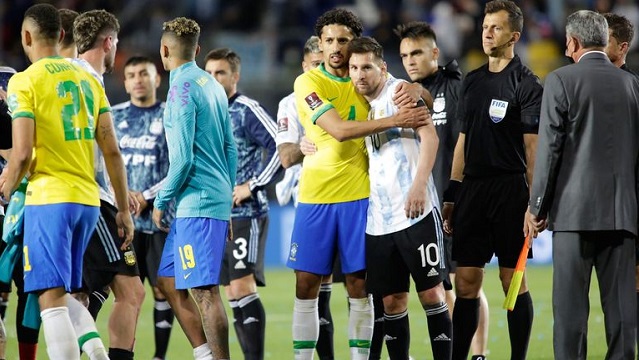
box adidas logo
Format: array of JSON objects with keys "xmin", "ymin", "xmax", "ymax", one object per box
[
  {"xmin": 433, "ymin": 333, "xmax": 451, "ymax": 341},
  {"xmin": 319, "ymin": 317, "xmax": 331, "ymax": 326},
  {"xmin": 374, "ymin": 317, "xmax": 384, "ymax": 323},
  {"xmin": 243, "ymin": 316, "xmax": 259, "ymax": 324},
  {"xmin": 235, "ymin": 260, "xmax": 247, "ymax": 269},
  {"xmin": 383, "ymin": 335, "xmax": 397, "ymax": 341},
  {"xmin": 427, "ymin": 268, "xmax": 439, "ymax": 277}
]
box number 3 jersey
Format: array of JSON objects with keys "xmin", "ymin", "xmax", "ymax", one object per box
[
  {"xmin": 113, "ymin": 101, "xmax": 173, "ymax": 232},
  {"xmin": 7, "ymin": 56, "xmax": 109, "ymax": 206},
  {"xmin": 365, "ymin": 75, "xmax": 439, "ymax": 236}
]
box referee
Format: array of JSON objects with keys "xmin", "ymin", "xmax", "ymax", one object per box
[{"xmin": 441, "ymin": 1, "xmax": 542, "ymax": 359}]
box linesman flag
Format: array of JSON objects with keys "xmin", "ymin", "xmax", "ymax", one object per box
[{"xmin": 503, "ymin": 234, "xmax": 531, "ymax": 311}]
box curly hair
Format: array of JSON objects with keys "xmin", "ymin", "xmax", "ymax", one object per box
[
  {"xmin": 484, "ymin": 0, "xmax": 523, "ymax": 33},
  {"xmin": 314, "ymin": 8, "xmax": 363, "ymax": 39},
  {"xmin": 162, "ymin": 17, "xmax": 200, "ymax": 60},
  {"xmin": 394, "ymin": 21, "xmax": 437, "ymax": 43},
  {"xmin": 74, "ymin": 10, "xmax": 120, "ymax": 55},
  {"xmin": 24, "ymin": 4, "xmax": 61, "ymax": 43}
]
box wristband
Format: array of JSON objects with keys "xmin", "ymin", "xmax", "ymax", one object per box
[{"xmin": 443, "ymin": 180, "xmax": 461, "ymax": 203}]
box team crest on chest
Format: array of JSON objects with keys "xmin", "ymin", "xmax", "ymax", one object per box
[
  {"xmin": 149, "ymin": 118, "xmax": 163, "ymax": 135},
  {"xmin": 433, "ymin": 95, "xmax": 445, "ymax": 113},
  {"xmin": 488, "ymin": 99, "xmax": 508, "ymax": 123}
]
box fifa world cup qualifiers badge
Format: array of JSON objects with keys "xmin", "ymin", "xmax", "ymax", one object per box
[{"xmin": 124, "ymin": 247, "xmax": 137, "ymax": 266}]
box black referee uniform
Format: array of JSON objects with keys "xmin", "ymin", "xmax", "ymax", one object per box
[
  {"xmin": 452, "ymin": 55, "xmax": 541, "ymax": 267},
  {"xmin": 419, "ymin": 59, "xmax": 462, "ymax": 290}
]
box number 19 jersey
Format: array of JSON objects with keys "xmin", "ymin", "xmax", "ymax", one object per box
[{"xmin": 7, "ymin": 56, "xmax": 110, "ymax": 206}]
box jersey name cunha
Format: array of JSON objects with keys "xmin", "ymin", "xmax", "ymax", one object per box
[
  {"xmin": 7, "ymin": 56, "xmax": 109, "ymax": 206},
  {"xmin": 294, "ymin": 63, "xmax": 370, "ymax": 204},
  {"xmin": 365, "ymin": 75, "xmax": 439, "ymax": 236}
]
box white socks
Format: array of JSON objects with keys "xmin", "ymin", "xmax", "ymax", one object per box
[
  {"xmin": 67, "ymin": 295, "xmax": 108, "ymax": 360},
  {"xmin": 348, "ymin": 295, "xmax": 374, "ymax": 360},
  {"xmin": 41, "ymin": 306, "xmax": 81, "ymax": 360},
  {"xmin": 193, "ymin": 343, "xmax": 214, "ymax": 360},
  {"xmin": 292, "ymin": 297, "xmax": 319, "ymax": 360}
]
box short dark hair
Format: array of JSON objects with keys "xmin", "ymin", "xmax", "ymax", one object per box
[
  {"xmin": 315, "ymin": 8, "xmax": 363, "ymax": 39},
  {"xmin": 394, "ymin": 21, "xmax": 437, "ymax": 43},
  {"xmin": 124, "ymin": 55, "xmax": 154, "ymax": 69},
  {"xmin": 485, "ymin": 0, "xmax": 523, "ymax": 33},
  {"xmin": 24, "ymin": 4, "xmax": 61, "ymax": 42},
  {"xmin": 59, "ymin": 9, "xmax": 79, "ymax": 48},
  {"xmin": 162, "ymin": 17, "xmax": 200, "ymax": 60},
  {"xmin": 74, "ymin": 10, "xmax": 120, "ymax": 55},
  {"xmin": 604, "ymin": 13, "xmax": 634, "ymax": 45},
  {"xmin": 204, "ymin": 48, "xmax": 241, "ymax": 73},
  {"xmin": 348, "ymin": 36, "xmax": 384, "ymax": 62}
]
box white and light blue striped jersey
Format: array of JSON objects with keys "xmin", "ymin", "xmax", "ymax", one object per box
[
  {"xmin": 274, "ymin": 92, "xmax": 303, "ymax": 206},
  {"xmin": 365, "ymin": 75, "xmax": 440, "ymax": 236},
  {"xmin": 67, "ymin": 57, "xmax": 115, "ymax": 206}
]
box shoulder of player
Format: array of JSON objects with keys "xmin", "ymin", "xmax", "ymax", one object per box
[
  {"xmin": 236, "ymin": 94, "xmax": 274, "ymax": 123},
  {"xmin": 440, "ymin": 60, "xmax": 463, "ymax": 80},
  {"xmin": 111, "ymin": 101, "xmax": 131, "ymax": 112}
]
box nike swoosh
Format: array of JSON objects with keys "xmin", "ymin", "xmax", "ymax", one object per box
[
  {"xmin": 328, "ymin": 96, "xmax": 338, "ymax": 102},
  {"xmin": 184, "ymin": 272, "xmax": 192, "ymax": 280}
]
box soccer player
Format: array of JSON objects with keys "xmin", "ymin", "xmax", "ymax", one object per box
[
  {"xmin": 441, "ymin": 1, "xmax": 541, "ymax": 359},
  {"xmin": 1, "ymin": 4, "xmax": 134, "ymax": 359},
  {"xmin": 395, "ymin": 21, "xmax": 490, "ymax": 360},
  {"xmin": 276, "ymin": 35, "xmax": 339, "ymax": 360},
  {"xmin": 204, "ymin": 47, "xmax": 281, "ymax": 360},
  {"xmin": 287, "ymin": 8, "xmax": 429, "ymax": 360},
  {"xmin": 72, "ymin": 10, "xmax": 146, "ymax": 360},
  {"xmin": 112, "ymin": 55, "xmax": 176, "ymax": 360},
  {"xmin": 348, "ymin": 35, "xmax": 452, "ymax": 359},
  {"xmin": 153, "ymin": 17, "xmax": 237, "ymax": 360}
]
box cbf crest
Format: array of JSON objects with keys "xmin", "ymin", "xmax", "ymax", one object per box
[
  {"xmin": 489, "ymin": 99, "xmax": 508, "ymax": 123},
  {"xmin": 289, "ymin": 242, "xmax": 299, "ymax": 261}
]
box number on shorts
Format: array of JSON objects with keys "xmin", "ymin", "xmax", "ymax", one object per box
[
  {"xmin": 57, "ymin": 80, "xmax": 95, "ymax": 141},
  {"xmin": 23, "ymin": 245, "xmax": 32, "ymax": 271},
  {"xmin": 178, "ymin": 244, "xmax": 196, "ymax": 270},
  {"xmin": 417, "ymin": 243, "xmax": 440, "ymax": 267},
  {"xmin": 233, "ymin": 237, "xmax": 248, "ymax": 260}
]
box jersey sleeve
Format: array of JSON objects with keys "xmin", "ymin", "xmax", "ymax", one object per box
[
  {"xmin": 275, "ymin": 94, "xmax": 303, "ymax": 146},
  {"xmin": 155, "ymin": 82, "xmax": 197, "ymax": 211},
  {"xmin": 7, "ymin": 73, "xmax": 34, "ymax": 120},
  {"xmin": 245, "ymin": 105, "xmax": 281, "ymax": 192},
  {"xmin": 518, "ymin": 75, "xmax": 543, "ymax": 134},
  {"xmin": 294, "ymin": 73, "xmax": 334, "ymax": 125}
]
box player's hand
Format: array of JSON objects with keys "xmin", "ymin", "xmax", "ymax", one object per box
[
  {"xmin": 130, "ymin": 191, "xmax": 148, "ymax": 216},
  {"xmin": 404, "ymin": 185, "xmax": 426, "ymax": 219},
  {"xmin": 127, "ymin": 191, "xmax": 141, "ymax": 215},
  {"xmin": 0, "ymin": 169, "xmax": 7, "ymax": 204},
  {"xmin": 524, "ymin": 207, "xmax": 546, "ymax": 240},
  {"xmin": 115, "ymin": 210, "xmax": 135, "ymax": 250},
  {"xmin": 442, "ymin": 202, "xmax": 454, "ymax": 236},
  {"xmin": 233, "ymin": 182, "xmax": 252, "ymax": 206},
  {"xmin": 299, "ymin": 136, "xmax": 317, "ymax": 156},
  {"xmin": 393, "ymin": 82, "xmax": 431, "ymax": 108},
  {"xmin": 395, "ymin": 106, "xmax": 430, "ymax": 129},
  {"xmin": 152, "ymin": 207, "xmax": 170, "ymax": 233}
]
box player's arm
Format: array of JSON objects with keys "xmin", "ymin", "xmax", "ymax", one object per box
[
  {"xmin": 441, "ymin": 132, "xmax": 465, "ymax": 235},
  {"xmin": 405, "ymin": 118, "xmax": 438, "ymax": 219},
  {"xmin": 393, "ymin": 81, "xmax": 434, "ymax": 108},
  {"xmin": 246, "ymin": 108, "xmax": 281, "ymax": 194},
  {"xmin": 278, "ymin": 143, "xmax": 303, "ymax": 168},
  {"xmin": 316, "ymin": 105, "xmax": 430, "ymax": 142},
  {"xmin": 1, "ymin": 117, "xmax": 33, "ymax": 200},
  {"xmin": 0, "ymin": 149, "xmax": 10, "ymax": 162},
  {"xmin": 154, "ymin": 97, "xmax": 197, "ymax": 212},
  {"xmin": 95, "ymin": 111, "xmax": 135, "ymax": 246},
  {"xmin": 524, "ymin": 134, "xmax": 537, "ymax": 194}
]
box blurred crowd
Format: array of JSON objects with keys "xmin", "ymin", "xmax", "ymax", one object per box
[{"xmin": 1, "ymin": 0, "xmax": 638, "ymax": 114}]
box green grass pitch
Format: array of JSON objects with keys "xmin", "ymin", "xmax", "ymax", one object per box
[{"xmin": 1, "ymin": 265, "xmax": 609, "ymax": 359}]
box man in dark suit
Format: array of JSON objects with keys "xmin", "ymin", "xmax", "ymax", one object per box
[{"xmin": 527, "ymin": 10, "xmax": 639, "ymax": 360}]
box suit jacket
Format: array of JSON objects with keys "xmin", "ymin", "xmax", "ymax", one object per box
[{"xmin": 529, "ymin": 51, "xmax": 639, "ymax": 235}]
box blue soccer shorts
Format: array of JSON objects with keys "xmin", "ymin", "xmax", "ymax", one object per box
[
  {"xmin": 286, "ymin": 199, "xmax": 368, "ymax": 275},
  {"xmin": 23, "ymin": 203, "xmax": 99, "ymax": 293},
  {"xmin": 158, "ymin": 217, "xmax": 228, "ymax": 289}
]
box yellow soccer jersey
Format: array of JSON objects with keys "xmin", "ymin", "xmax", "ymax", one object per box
[
  {"xmin": 7, "ymin": 56, "xmax": 110, "ymax": 206},
  {"xmin": 294, "ymin": 63, "xmax": 370, "ymax": 204}
]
